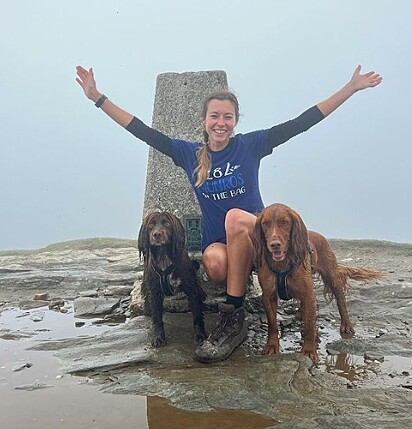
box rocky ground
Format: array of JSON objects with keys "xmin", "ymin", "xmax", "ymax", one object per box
[{"xmin": 1, "ymin": 237, "xmax": 412, "ymax": 428}]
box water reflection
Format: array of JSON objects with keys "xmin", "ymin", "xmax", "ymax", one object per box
[
  {"xmin": 324, "ymin": 352, "xmax": 364, "ymax": 382},
  {"xmin": 323, "ymin": 350, "xmax": 412, "ymax": 386},
  {"xmin": 147, "ymin": 396, "xmax": 276, "ymax": 429}
]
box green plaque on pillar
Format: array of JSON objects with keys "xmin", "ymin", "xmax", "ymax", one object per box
[{"xmin": 184, "ymin": 216, "xmax": 202, "ymax": 252}]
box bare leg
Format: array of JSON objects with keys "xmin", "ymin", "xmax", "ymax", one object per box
[
  {"xmin": 202, "ymin": 208, "xmax": 256, "ymax": 295},
  {"xmin": 225, "ymin": 209, "xmax": 256, "ymax": 296},
  {"xmin": 195, "ymin": 209, "xmax": 256, "ymax": 363},
  {"xmin": 202, "ymin": 242, "xmax": 227, "ymax": 285}
]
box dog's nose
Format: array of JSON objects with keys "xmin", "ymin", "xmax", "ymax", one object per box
[
  {"xmin": 152, "ymin": 231, "xmax": 162, "ymax": 240},
  {"xmin": 268, "ymin": 240, "xmax": 282, "ymax": 251}
]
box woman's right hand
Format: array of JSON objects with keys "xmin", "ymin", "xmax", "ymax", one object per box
[{"xmin": 76, "ymin": 66, "xmax": 101, "ymax": 102}]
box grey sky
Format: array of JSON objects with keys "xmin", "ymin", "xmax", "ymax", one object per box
[{"xmin": 1, "ymin": 0, "xmax": 410, "ymax": 250}]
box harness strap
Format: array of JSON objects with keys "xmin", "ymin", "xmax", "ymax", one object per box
[
  {"xmin": 151, "ymin": 260, "xmax": 176, "ymax": 297},
  {"xmin": 264, "ymin": 253, "xmax": 296, "ymax": 301}
]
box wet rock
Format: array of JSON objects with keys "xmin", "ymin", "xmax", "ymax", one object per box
[
  {"xmin": 73, "ymin": 297, "xmax": 120, "ymax": 318},
  {"xmin": 14, "ymin": 382, "xmax": 53, "ymax": 391},
  {"xmin": 0, "ymin": 330, "xmax": 33, "ymax": 340},
  {"xmin": 19, "ymin": 300, "xmax": 49, "ymax": 310},
  {"xmin": 401, "ymin": 383, "xmax": 412, "ymax": 390},
  {"xmin": 31, "ymin": 316, "xmax": 153, "ymax": 374},
  {"xmin": 244, "ymin": 278, "xmax": 264, "ymax": 313},
  {"xmin": 92, "ymin": 313, "xmax": 127, "ymax": 325},
  {"xmin": 130, "ymin": 281, "xmax": 146, "ymax": 316},
  {"xmin": 79, "ymin": 289, "xmax": 99, "ymax": 298},
  {"xmin": 0, "ymin": 240, "xmax": 140, "ymax": 301},
  {"xmin": 12, "ymin": 362, "xmax": 33, "ymax": 372},
  {"xmin": 103, "ymin": 285, "xmax": 134, "ymax": 296},
  {"xmin": 49, "ymin": 299, "xmax": 65, "ymax": 310}
]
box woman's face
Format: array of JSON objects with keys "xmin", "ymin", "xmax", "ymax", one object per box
[{"xmin": 203, "ymin": 99, "xmax": 238, "ymax": 149}]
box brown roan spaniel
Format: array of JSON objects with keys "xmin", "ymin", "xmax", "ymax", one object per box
[
  {"xmin": 138, "ymin": 211, "xmax": 206, "ymax": 347},
  {"xmin": 254, "ymin": 203, "xmax": 382, "ymax": 362}
]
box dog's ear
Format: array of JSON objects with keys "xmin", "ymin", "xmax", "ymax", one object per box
[
  {"xmin": 137, "ymin": 214, "xmax": 151, "ymax": 259},
  {"xmin": 290, "ymin": 210, "xmax": 309, "ymax": 266},
  {"xmin": 169, "ymin": 213, "xmax": 186, "ymax": 260},
  {"xmin": 253, "ymin": 212, "xmax": 265, "ymax": 269}
]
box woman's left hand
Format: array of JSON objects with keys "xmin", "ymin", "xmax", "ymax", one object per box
[{"xmin": 350, "ymin": 65, "xmax": 383, "ymax": 91}]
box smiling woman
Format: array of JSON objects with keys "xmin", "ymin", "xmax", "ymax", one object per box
[{"xmin": 76, "ymin": 64, "xmax": 382, "ymax": 364}]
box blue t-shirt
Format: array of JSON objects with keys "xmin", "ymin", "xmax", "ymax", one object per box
[{"xmin": 171, "ymin": 130, "xmax": 272, "ymax": 250}]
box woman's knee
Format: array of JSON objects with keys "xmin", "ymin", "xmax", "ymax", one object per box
[
  {"xmin": 202, "ymin": 246, "xmax": 227, "ymax": 283},
  {"xmin": 225, "ymin": 208, "xmax": 256, "ymax": 237}
]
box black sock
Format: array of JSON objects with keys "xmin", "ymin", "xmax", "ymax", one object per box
[{"xmin": 225, "ymin": 294, "xmax": 245, "ymax": 309}]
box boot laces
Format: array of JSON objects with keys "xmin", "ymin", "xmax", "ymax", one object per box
[{"xmin": 209, "ymin": 310, "xmax": 240, "ymax": 343}]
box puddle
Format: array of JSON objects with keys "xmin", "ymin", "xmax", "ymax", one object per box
[
  {"xmin": 322, "ymin": 351, "xmax": 412, "ymax": 386},
  {"xmin": 0, "ymin": 306, "xmax": 276, "ymax": 429},
  {"xmin": 0, "ymin": 305, "xmax": 112, "ymax": 340},
  {"xmin": 2, "ymin": 303, "xmax": 411, "ymax": 428},
  {"xmin": 0, "ymin": 305, "xmax": 148, "ymax": 428},
  {"xmin": 260, "ymin": 315, "xmax": 412, "ymax": 388}
]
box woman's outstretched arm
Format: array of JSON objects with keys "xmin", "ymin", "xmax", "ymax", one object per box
[
  {"xmin": 76, "ymin": 65, "xmax": 175, "ymax": 157},
  {"xmin": 76, "ymin": 66, "xmax": 133, "ymax": 127},
  {"xmin": 266, "ymin": 65, "xmax": 382, "ymax": 150},
  {"xmin": 317, "ymin": 65, "xmax": 382, "ymax": 117}
]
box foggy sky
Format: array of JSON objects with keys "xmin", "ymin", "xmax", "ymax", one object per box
[{"xmin": 1, "ymin": 0, "xmax": 410, "ymax": 250}]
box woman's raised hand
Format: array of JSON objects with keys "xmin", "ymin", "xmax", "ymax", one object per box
[
  {"xmin": 76, "ymin": 66, "xmax": 101, "ymax": 102},
  {"xmin": 349, "ymin": 65, "xmax": 383, "ymax": 92}
]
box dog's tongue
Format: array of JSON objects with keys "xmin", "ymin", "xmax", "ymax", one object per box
[{"xmin": 272, "ymin": 251, "xmax": 285, "ymax": 261}]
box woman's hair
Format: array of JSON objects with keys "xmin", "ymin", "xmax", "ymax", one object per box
[{"xmin": 194, "ymin": 90, "xmax": 240, "ymax": 187}]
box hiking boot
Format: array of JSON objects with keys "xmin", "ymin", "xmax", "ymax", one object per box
[{"xmin": 194, "ymin": 302, "xmax": 248, "ymax": 363}]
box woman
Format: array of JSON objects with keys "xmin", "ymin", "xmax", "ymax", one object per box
[{"xmin": 76, "ymin": 65, "xmax": 382, "ymax": 363}]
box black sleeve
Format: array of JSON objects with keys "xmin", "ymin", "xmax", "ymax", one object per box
[
  {"xmin": 267, "ymin": 105, "xmax": 325, "ymax": 149},
  {"xmin": 125, "ymin": 116, "xmax": 175, "ymax": 158}
]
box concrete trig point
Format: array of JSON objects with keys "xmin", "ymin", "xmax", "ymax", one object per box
[{"xmin": 143, "ymin": 70, "xmax": 228, "ymax": 251}]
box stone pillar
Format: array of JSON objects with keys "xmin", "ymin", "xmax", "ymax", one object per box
[{"xmin": 142, "ymin": 71, "xmax": 228, "ymax": 250}]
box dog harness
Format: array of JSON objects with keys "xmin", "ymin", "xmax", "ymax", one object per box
[
  {"xmin": 263, "ymin": 246, "xmax": 315, "ymax": 301},
  {"xmin": 264, "ymin": 252, "xmax": 296, "ymax": 300},
  {"xmin": 150, "ymin": 261, "xmax": 176, "ymax": 297}
]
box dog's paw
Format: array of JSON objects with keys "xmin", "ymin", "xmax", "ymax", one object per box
[
  {"xmin": 151, "ymin": 334, "xmax": 167, "ymax": 347},
  {"xmin": 340, "ymin": 322, "xmax": 355, "ymax": 337},
  {"xmin": 262, "ymin": 343, "xmax": 280, "ymax": 355},
  {"xmin": 302, "ymin": 348, "xmax": 318, "ymax": 363}
]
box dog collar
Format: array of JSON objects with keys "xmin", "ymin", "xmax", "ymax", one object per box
[{"xmin": 264, "ymin": 252, "xmax": 296, "ymax": 300}]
